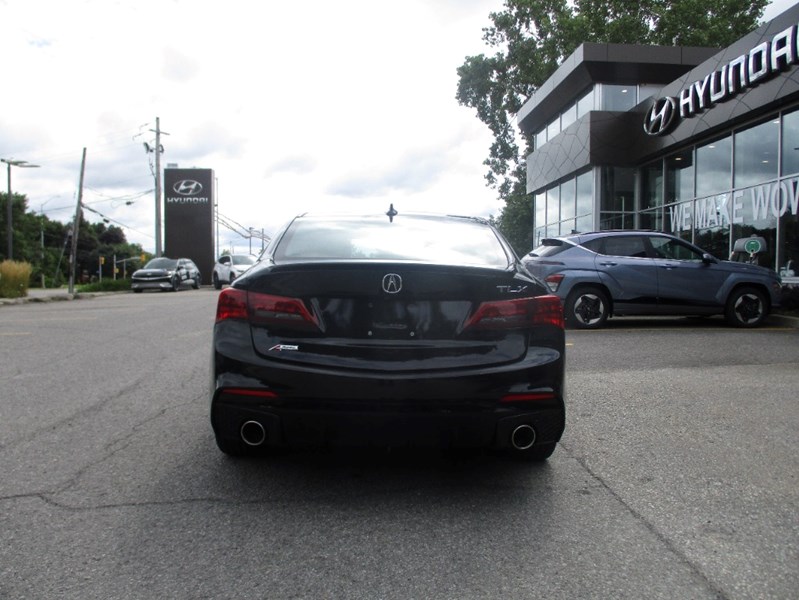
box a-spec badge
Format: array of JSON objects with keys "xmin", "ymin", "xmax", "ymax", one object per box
[
  {"xmin": 382, "ymin": 273, "xmax": 402, "ymax": 294},
  {"xmin": 268, "ymin": 344, "xmax": 299, "ymax": 352}
]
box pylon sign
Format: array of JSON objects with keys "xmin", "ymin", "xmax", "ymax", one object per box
[{"xmin": 163, "ymin": 168, "xmax": 214, "ymax": 285}]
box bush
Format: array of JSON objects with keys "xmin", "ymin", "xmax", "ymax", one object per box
[
  {"xmin": 77, "ymin": 278, "xmax": 132, "ymax": 293},
  {"xmin": 0, "ymin": 260, "xmax": 33, "ymax": 298}
]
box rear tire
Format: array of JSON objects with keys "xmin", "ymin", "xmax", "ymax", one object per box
[
  {"xmin": 192, "ymin": 274, "xmax": 200, "ymax": 289},
  {"xmin": 725, "ymin": 287, "xmax": 768, "ymax": 327},
  {"xmin": 565, "ymin": 287, "xmax": 609, "ymax": 329}
]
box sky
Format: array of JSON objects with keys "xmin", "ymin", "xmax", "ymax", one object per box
[{"xmin": 1, "ymin": 0, "xmax": 797, "ymax": 255}]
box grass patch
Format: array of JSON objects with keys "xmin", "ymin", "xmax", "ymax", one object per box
[
  {"xmin": 0, "ymin": 260, "xmax": 33, "ymax": 298},
  {"xmin": 77, "ymin": 279, "xmax": 132, "ymax": 293}
]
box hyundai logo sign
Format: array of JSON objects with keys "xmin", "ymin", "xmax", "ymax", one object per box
[
  {"xmin": 644, "ymin": 97, "xmax": 678, "ymax": 136},
  {"xmin": 173, "ymin": 180, "xmax": 203, "ymax": 196},
  {"xmin": 644, "ymin": 21, "xmax": 799, "ymax": 136}
]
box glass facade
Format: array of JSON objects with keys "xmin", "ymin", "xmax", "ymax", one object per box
[
  {"xmin": 533, "ymin": 84, "xmax": 655, "ymax": 150},
  {"xmin": 533, "ymin": 170, "xmax": 594, "ymax": 247},
  {"xmin": 531, "ymin": 108, "xmax": 799, "ymax": 276},
  {"xmin": 600, "ymin": 84, "xmax": 637, "ymax": 111}
]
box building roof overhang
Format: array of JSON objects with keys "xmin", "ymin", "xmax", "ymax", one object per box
[{"xmin": 516, "ymin": 43, "xmax": 719, "ymax": 136}]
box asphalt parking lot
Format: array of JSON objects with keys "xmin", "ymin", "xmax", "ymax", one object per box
[{"xmin": 0, "ymin": 289, "xmax": 797, "ymax": 599}]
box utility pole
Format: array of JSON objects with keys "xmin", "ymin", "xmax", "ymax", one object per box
[
  {"xmin": 2, "ymin": 157, "xmax": 40, "ymax": 259},
  {"xmin": 68, "ymin": 148, "xmax": 87, "ymax": 294},
  {"xmin": 149, "ymin": 117, "xmax": 169, "ymax": 257}
]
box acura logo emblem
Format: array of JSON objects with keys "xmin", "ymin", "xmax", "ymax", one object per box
[
  {"xmin": 382, "ymin": 273, "xmax": 402, "ymax": 294},
  {"xmin": 644, "ymin": 96, "xmax": 678, "ymax": 136},
  {"xmin": 173, "ymin": 180, "xmax": 203, "ymax": 196}
]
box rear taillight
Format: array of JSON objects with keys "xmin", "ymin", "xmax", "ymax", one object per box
[
  {"xmin": 248, "ymin": 291, "xmax": 320, "ymax": 331},
  {"xmin": 216, "ymin": 288, "xmax": 248, "ymax": 322},
  {"xmin": 545, "ymin": 274, "xmax": 564, "ymax": 293},
  {"xmin": 532, "ymin": 295, "xmax": 565, "ymax": 328},
  {"xmin": 215, "ymin": 289, "xmax": 321, "ymax": 331},
  {"xmin": 464, "ymin": 295, "xmax": 564, "ymax": 330}
]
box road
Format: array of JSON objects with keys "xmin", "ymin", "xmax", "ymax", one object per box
[{"xmin": 0, "ymin": 290, "xmax": 797, "ymax": 599}]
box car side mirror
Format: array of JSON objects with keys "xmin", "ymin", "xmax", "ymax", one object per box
[{"xmin": 702, "ymin": 253, "xmax": 717, "ymax": 264}]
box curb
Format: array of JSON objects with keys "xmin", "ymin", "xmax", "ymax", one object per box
[{"xmin": 0, "ymin": 291, "xmax": 121, "ymax": 306}]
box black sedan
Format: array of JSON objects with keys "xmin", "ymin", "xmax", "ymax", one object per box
[
  {"xmin": 210, "ymin": 209, "xmax": 566, "ymax": 461},
  {"xmin": 131, "ymin": 257, "xmax": 201, "ymax": 292}
]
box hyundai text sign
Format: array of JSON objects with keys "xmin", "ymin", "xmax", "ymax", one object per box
[
  {"xmin": 645, "ymin": 21, "xmax": 799, "ymax": 135},
  {"xmin": 164, "ymin": 168, "xmax": 214, "ymax": 284}
]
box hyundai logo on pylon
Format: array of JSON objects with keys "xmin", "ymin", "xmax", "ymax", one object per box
[{"xmin": 173, "ymin": 180, "xmax": 203, "ymax": 196}]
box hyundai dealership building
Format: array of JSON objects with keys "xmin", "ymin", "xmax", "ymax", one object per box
[{"xmin": 518, "ymin": 3, "xmax": 799, "ymax": 282}]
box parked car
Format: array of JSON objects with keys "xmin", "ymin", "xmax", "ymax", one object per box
[
  {"xmin": 210, "ymin": 210, "xmax": 566, "ymax": 461},
  {"xmin": 131, "ymin": 257, "xmax": 201, "ymax": 293},
  {"xmin": 212, "ymin": 253, "xmax": 256, "ymax": 289},
  {"xmin": 522, "ymin": 230, "xmax": 782, "ymax": 329}
]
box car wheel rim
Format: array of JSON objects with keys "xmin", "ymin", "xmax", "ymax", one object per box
[
  {"xmin": 573, "ymin": 294, "xmax": 604, "ymax": 325},
  {"xmin": 734, "ymin": 293, "xmax": 763, "ymax": 324}
]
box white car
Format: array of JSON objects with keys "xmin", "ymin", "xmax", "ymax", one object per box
[{"xmin": 212, "ymin": 253, "xmax": 256, "ymax": 289}]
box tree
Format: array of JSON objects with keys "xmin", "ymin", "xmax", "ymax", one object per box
[
  {"xmin": 457, "ymin": 0, "xmax": 768, "ymax": 253},
  {"xmin": 0, "ymin": 194, "xmax": 144, "ymax": 285}
]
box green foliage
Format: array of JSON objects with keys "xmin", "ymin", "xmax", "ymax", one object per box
[
  {"xmin": 1, "ymin": 193, "xmax": 146, "ymax": 287},
  {"xmin": 0, "ymin": 260, "xmax": 33, "ymax": 298},
  {"xmin": 457, "ymin": 0, "xmax": 769, "ymax": 251},
  {"xmin": 495, "ymin": 192, "xmax": 534, "ymax": 256},
  {"xmin": 77, "ymin": 278, "xmax": 132, "ymax": 293}
]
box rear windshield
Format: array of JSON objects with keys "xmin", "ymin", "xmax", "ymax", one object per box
[
  {"xmin": 232, "ymin": 255, "xmax": 256, "ymax": 265},
  {"xmin": 274, "ymin": 216, "xmax": 510, "ymax": 268},
  {"xmin": 529, "ymin": 240, "xmax": 573, "ymax": 258},
  {"xmin": 144, "ymin": 258, "xmax": 177, "ymax": 269}
]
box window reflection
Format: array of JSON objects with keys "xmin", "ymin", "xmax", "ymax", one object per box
[
  {"xmin": 577, "ymin": 88, "xmax": 594, "ymax": 118},
  {"xmin": 534, "ymin": 192, "xmax": 546, "ymax": 232},
  {"xmin": 734, "ymin": 119, "xmax": 778, "ymax": 188},
  {"xmin": 576, "ymin": 171, "xmax": 592, "ymax": 218},
  {"xmin": 666, "ymin": 150, "xmax": 694, "ymax": 204},
  {"xmin": 546, "ymin": 186, "xmax": 560, "ymax": 224},
  {"xmin": 642, "ymin": 161, "xmax": 663, "ymax": 210},
  {"xmin": 560, "ymin": 178, "xmax": 576, "ymax": 221},
  {"xmin": 781, "ymin": 109, "xmax": 799, "ymax": 176},
  {"xmin": 696, "ymin": 136, "xmax": 732, "ymax": 198},
  {"xmin": 601, "ymin": 84, "xmax": 636, "ymax": 111}
]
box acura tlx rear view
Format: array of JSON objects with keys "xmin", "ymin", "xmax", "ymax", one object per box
[{"xmin": 210, "ymin": 212, "xmax": 566, "ymax": 461}]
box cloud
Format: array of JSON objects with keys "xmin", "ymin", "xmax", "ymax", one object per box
[
  {"xmin": 1, "ymin": 0, "xmax": 505, "ymax": 252},
  {"xmin": 161, "ymin": 46, "xmax": 200, "ymax": 82}
]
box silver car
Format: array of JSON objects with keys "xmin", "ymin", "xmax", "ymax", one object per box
[{"xmin": 522, "ymin": 231, "xmax": 782, "ymax": 328}]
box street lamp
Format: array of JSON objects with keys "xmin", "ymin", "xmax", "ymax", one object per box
[{"xmin": 2, "ymin": 158, "xmax": 40, "ymax": 260}]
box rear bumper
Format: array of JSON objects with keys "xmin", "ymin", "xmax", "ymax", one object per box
[
  {"xmin": 211, "ymin": 321, "xmax": 566, "ymax": 450},
  {"xmin": 211, "ymin": 393, "xmax": 565, "ymax": 450},
  {"xmin": 132, "ymin": 279, "xmax": 172, "ymax": 290}
]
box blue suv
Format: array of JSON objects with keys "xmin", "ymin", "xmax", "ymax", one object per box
[{"xmin": 522, "ymin": 231, "xmax": 782, "ymax": 329}]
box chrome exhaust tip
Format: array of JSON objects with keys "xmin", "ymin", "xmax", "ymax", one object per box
[
  {"xmin": 240, "ymin": 420, "xmax": 267, "ymax": 446},
  {"xmin": 511, "ymin": 424, "xmax": 536, "ymax": 451}
]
